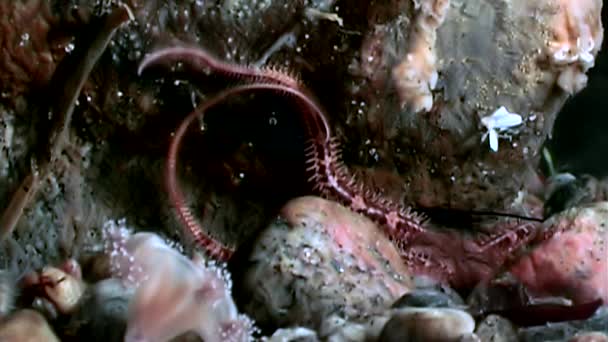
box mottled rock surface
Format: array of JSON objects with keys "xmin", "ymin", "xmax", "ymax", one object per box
[
  {"xmin": 508, "ymin": 202, "xmax": 608, "ymax": 304},
  {"xmin": 475, "ymin": 314, "xmax": 518, "ymax": 342},
  {"xmin": 237, "ymin": 196, "xmax": 413, "ymax": 331}
]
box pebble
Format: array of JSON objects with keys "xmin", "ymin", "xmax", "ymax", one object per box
[
  {"xmin": 64, "ymin": 278, "xmax": 132, "ymax": 341},
  {"xmin": 265, "ymin": 327, "xmax": 319, "ymax": 342},
  {"xmin": 0, "ymin": 309, "xmax": 60, "ymax": 342},
  {"xmin": 37, "ymin": 265, "xmax": 87, "ymax": 314},
  {"xmin": 474, "ymin": 315, "xmax": 518, "ymax": 342},
  {"xmin": 392, "ymin": 283, "xmax": 465, "ymax": 309},
  {"xmin": 0, "ymin": 269, "xmax": 15, "ymax": 318},
  {"xmin": 569, "ymin": 332, "xmax": 608, "ymax": 342},
  {"xmin": 378, "ymin": 307, "xmax": 476, "ymax": 342}
]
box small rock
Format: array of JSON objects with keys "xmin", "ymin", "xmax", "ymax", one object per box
[
  {"xmin": 38, "ymin": 265, "xmax": 87, "ymax": 314},
  {"xmin": 475, "ymin": 315, "xmax": 518, "ymax": 342},
  {"xmin": 19, "ymin": 260, "xmax": 87, "ymax": 318},
  {"xmin": 239, "ymin": 196, "xmax": 413, "ymax": 330},
  {"xmin": 569, "ymin": 332, "xmax": 608, "ymax": 342},
  {"xmin": 0, "ymin": 269, "xmax": 15, "ymax": 318},
  {"xmin": 392, "ymin": 283, "xmax": 465, "ymax": 309},
  {"xmin": 266, "ymin": 327, "xmax": 319, "ymax": 342},
  {"xmin": 65, "ymin": 278, "xmax": 132, "ymax": 341},
  {"xmin": 318, "ymin": 314, "xmax": 390, "ymax": 342},
  {"xmin": 319, "ymin": 316, "xmax": 366, "ymax": 342},
  {"xmin": 0, "ymin": 309, "xmax": 60, "ymax": 342},
  {"xmin": 378, "ymin": 307, "xmax": 475, "ymax": 342}
]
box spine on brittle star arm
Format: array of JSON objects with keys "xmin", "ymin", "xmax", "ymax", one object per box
[
  {"xmin": 166, "ymin": 83, "xmax": 424, "ymax": 257},
  {"xmin": 305, "ymin": 137, "xmax": 425, "ymax": 243},
  {"xmin": 167, "ymin": 106, "xmax": 234, "ymax": 261}
]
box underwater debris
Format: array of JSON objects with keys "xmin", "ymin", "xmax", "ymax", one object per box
[
  {"xmin": 0, "ymin": 269, "xmax": 15, "ymax": 319},
  {"xmin": 378, "ymin": 307, "xmax": 476, "ymax": 342},
  {"xmin": 32, "ymin": 264, "xmax": 86, "ymax": 315},
  {"xmin": 474, "ymin": 315, "xmax": 518, "ymax": 342},
  {"xmin": 480, "ymin": 106, "xmax": 523, "ymax": 152}
]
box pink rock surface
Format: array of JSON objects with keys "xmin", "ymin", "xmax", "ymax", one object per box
[{"xmin": 508, "ymin": 202, "xmax": 608, "ymax": 304}]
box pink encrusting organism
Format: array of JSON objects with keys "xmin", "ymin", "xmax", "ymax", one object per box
[
  {"xmin": 102, "ymin": 219, "xmax": 256, "ymax": 342},
  {"xmin": 545, "ymin": 0, "xmax": 604, "ymax": 94},
  {"xmin": 392, "ymin": 0, "xmax": 450, "ymax": 112}
]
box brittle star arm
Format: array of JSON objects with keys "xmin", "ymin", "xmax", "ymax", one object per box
[
  {"xmin": 162, "ymin": 83, "xmax": 329, "ymax": 261},
  {"xmin": 140, "ymin": 44, "xmax": 427, "ymax": 259}
]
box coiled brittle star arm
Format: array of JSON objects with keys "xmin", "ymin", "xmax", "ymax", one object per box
[{"xmin": 138, "ymin": 45, "xmax": 426, "ymax": 261}]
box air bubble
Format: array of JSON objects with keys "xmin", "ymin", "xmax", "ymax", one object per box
[
  {"xmin": 19, "ymin": 33, "xmax": 29, "ymax": 47},
  {"xmin": 369, "ymin": 148, "xmax": 379, "ymax": 161}
]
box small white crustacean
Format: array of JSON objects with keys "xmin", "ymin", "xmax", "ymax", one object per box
[{"xmin": 480, "ymin": 106, "xmax": 523, "ymax": 152}]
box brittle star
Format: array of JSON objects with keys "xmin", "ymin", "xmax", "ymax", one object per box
[
  {"xmin": 137, "ymin": 44, "xmax": 557, "ymax": 292},
  {"xmin": 138, "ymin": 45, "xmax": 426, "ymax": 262}
]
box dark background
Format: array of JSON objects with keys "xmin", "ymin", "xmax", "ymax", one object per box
[{"xmin": 548, "ymin": 3, "xmax": 608, "ymax": 177}]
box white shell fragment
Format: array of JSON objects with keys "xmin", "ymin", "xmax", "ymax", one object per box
[{"xmin": 481, "ymin": 106, "xmax": 523, "ymax": 152}]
